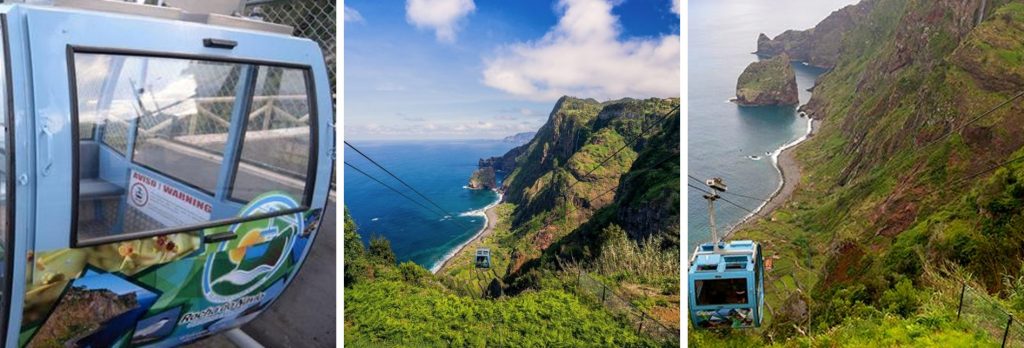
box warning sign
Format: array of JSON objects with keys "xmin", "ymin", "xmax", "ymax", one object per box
[{"xmin": 128, "ymin": 170, "xmax": 213, "ymax": 227}]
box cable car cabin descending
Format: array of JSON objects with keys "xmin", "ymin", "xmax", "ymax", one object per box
[
  {"xmin": 0, "ymin": 1, "xmax": 335, "ymax": 347},
  {"xmin": 688, "ymin": 240, "xmax": 765, "ymax": 329},
  {"xmin": 475, "ymin": 248, "xmax": 491, "ymax": 269}
]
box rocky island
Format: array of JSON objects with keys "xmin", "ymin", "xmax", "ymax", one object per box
[
  {"xmin": 468, "ymin": 166, "xmax": 497, "ymax": 190},
  {"xmin": 735, "ymin": 54, "xmax": 799, "ymax": 106}
]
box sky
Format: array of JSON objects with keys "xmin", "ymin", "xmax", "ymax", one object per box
[{"xmin": 344, "ymin": 0, "xmax": 681, "ymax": 141}]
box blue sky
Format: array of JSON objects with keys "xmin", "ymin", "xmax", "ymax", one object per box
[{"xmin": 344, "ymin": 0, "xmax": 680, "ymax": 140}]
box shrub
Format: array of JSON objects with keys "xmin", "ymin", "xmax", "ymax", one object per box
[
  {"xmin": 368, "ymin": 234, "xmax": 396, "ymax": 264},
  {"xmin": 879, "ymin": 277, "xmax": 921, "ymax": 317}
]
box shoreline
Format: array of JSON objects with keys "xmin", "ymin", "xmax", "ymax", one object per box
[
  {"xmin": 725, "ymin": 117, "xmax": 818, "ymax": 239},
  {"xmin": 430, "ymin": 190, "xmax": 502, "ymax": 274}
]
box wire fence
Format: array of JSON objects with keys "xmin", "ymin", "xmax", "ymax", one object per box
[
  {"xmin": 245, "ymin": 0, "xmax": 336, "ymax": 97},
  {"xmin": 569, "ymin": 268, "xmax": 680, "ymax": 345},
  {"xmin": 957, "ymin": 282, "xmax": 1024, "ymax": 347}
]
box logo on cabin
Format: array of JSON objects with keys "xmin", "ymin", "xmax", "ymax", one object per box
[{"xmin": 200, "ymin": 193, "xmax": 305, "ymax": 304}]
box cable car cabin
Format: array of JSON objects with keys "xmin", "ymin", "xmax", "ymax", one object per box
[
  {"xmin": 0, "ymin": 1, "xmax": 334, "ymax": 347},
  {"xmin": 475, "ymin": 248, "xmax": 491, "ymax": 269},
  {"xmin": 688, "ymin": 240, "xmax": 764, "ymax": 329}
]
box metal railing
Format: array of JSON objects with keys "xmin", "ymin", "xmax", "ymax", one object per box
[
  {"xmin": 570, "ymin": 268, "xmax": 680, "ymax": 345},
  {"xmin": 956, "ymin": 282, "xmax": 1024, "ymax": 347}
]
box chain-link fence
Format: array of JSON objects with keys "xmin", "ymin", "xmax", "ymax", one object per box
[
  {"xmin": 957, "ymin": 282, "xmax": 1024, "ymax": 347},
  {"xmin": 245, "ymin": 0, "xmax": 336, "ymax": 97}
]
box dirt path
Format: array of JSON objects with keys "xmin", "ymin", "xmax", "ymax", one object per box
[{"xmin": 435, "ymin": 204, "xmax": 499, "ymax": 274}]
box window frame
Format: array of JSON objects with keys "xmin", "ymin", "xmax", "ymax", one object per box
[
  {"xmin": 68, "ymin": 45, "xmax": 318, "ymax": 248},
  {"xmin": 228, "ymin": 66, "xmax": 318, "ymax": 205},
  {"xmin": 0, "ymin": 13, "xmax": 15, "ymax": 348}
]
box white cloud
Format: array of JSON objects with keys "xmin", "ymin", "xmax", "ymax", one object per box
[
  {"xmin": 482, "ymin": 0, "xmax": 680, "ymax": 101},
  {"xmin": 344, "ymin": 6, "xmax": 364, "ymax": 23},
  {"xmin": 671, "ymin": 0, "xmax": 680, "ymax": 16},
  {"xmin": 405, "ymin": 0, "xmax": 476, "ymax": 43}
]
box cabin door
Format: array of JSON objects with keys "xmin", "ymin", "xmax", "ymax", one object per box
[{"xmin": 18, "ymin": 6, "xmax": 332, "ymax": 347}]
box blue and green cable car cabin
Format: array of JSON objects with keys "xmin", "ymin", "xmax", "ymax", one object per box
[
  {"xmin": 0, "ymin": 1, "xmax": 335, "ymax": 346},
  {"xmin": 688, "ymin": 240, "xmax": 764, "ymax": 329}
]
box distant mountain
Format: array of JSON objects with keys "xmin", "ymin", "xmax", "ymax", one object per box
[{"xmin": 502, "ymin": 132, "xmax": 536, "ymax": 145}]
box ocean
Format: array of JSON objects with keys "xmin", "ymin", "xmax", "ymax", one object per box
[
  {"xmin": 343, "ymin": 140, "xmax": 516, "ymax": 271},
  {"xmin": 687, "ymin": 0, "xmax": 856, "ymax": 251}
]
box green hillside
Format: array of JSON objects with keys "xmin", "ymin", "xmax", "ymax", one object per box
[
  {"xmin": 693, "ymin": 0, "xmax": 1024, "ymax": 345},
  {"xmin": 345, "ymin": 97, "xmax": 681, "ymax": 346}
]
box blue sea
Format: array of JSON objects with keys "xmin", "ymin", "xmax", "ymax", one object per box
[
  {"xmin": 343, "ymin": 140, "xmax": 516, "ymax": 270},
  {"xmin": 687, "ymin": 0, "xmax": 856, "ymax": 251}
]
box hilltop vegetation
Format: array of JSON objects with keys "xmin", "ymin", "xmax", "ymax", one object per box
[
  {"xmin": 735, "ymin": 54, "xmax": 799, "ymax": 106},
  {"xmin": 345, "ymin": 97, "xmax": 681, "ymax": 346},
  {"xmin": 694, "ymin": 0, "xmax": 1024, "ymax": 345}
]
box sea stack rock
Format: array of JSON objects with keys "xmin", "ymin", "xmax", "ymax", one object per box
[
  {"xmin": 735, "ymin": 54, "xmax": 799, "ymax": 106},
  {"xmin": 468, "ymin": 167, "xmax": 497, "ymax": 190}
]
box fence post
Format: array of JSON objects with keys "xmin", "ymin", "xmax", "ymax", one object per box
[
  {"xmin": 637, "ymin": 313, "xmax": 645, "ymax": 334},
  {"xmin": 958, "ymin": 282, "xmax": 966, "ymax": 320},
  {"xmin": 1003, "ymin": 315, "xmax": 1013, "ymax": 348},
  {"xmin": 601, "ymin": 286, "xmax": 607, "ymax": 304}
]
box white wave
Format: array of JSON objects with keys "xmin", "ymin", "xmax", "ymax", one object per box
[
  {"xmin": 371, "ymin": 217, "xmax": 379, "ymax": 222},
  {"xmin": 729, "ymin": 116, "xmax": 813, "ymax": 234}
]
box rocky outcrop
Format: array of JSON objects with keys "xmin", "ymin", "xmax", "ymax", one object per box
[
  {"xmin": 735, "ymin": 54, "xmax": 799, "ymax": 106},
  {"xmin": 478, "ymin": 144, "xmax": 525, "ymax": 173},
  {"xmin": 29, "ymin": 286, "xmax": 138, "ymax": 348},
  {"xmin": 755, "ymin": 0, "xmax": 877, "ymax": 68},
  {"xmin": 468, "ymin": 167, "xmax": 497, "ymax": 190}
]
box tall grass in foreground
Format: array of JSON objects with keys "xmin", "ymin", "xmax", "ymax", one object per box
[{"xmin": 592, "ymin": 225, "xmax": 679, "ymax": 289}]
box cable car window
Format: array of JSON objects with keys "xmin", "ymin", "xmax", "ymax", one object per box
[
  {"xmin": 229, "ymin": 66, "xmax": 313, "ymax": 203},
  {"xmin": 71, "ymin": 50, "xmax": 316, "ymax": 246},
  {"xmin": 129, "ymin": 58, "xmax": 241, "ymax": 195},
  {"xmin": 695, "ymin": 279, "xmax": 749, "ymax": 305}
]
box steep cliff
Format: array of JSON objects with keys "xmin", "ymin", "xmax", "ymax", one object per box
[
  {"xmin": 755, "ymin": 0, "xmax": 877, "ymax": 68},
  {"xmin": 735, "ymin": 54, "xmax": 800, "ymax": 106},
  {"xmin": 496, "ymin": 96, "xmax": 678, "ymax": 230},
  {"xmin": 702, "ymin": 0, "xmax": 1024, "ymax": 344}
]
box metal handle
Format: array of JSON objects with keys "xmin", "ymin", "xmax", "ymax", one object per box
[
  {"xmin": 203, "ymin": 231, "xmax": 237, "ymax": 244},
  {"xmin": 39, "ymin": 122, "xmax": 54, "ymax": 176}
]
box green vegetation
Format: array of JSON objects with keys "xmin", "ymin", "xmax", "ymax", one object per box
[
  {"xmin": 343, "ymin": 209, "xmax": 661, "ymax": 347},
  {"xmin": 735, "ymin": 54, "xmax": 799, "ymax": 106},
  {"xmin": 695, "ymin": 0, "xmax": 1024, "ymax": 345},
  {"xmin": 345, "ymin": 96, "xmax": 680, "ymax": 347}
]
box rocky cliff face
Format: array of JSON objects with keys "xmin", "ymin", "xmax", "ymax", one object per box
[
  {"xmin": 468, "ymin": 167, "xmax": 497, "ymax": 190},
  {"xmin": 495, "ymin": 96, "xmax": 678, "ymax": 228},
  {"xmin": 735, "ymin": 54, "xmax": 799, "ymax": 106},
  {"xmin": 731, "ymin": 0, "xmax": 1024, "ymax": 340},
  {"xmin": 755, "ymin": 0, "xmax": 877, "ymax": 69},
  {"xmin": 29, "ymin": 286, "xmax": 138, "ymax": 348}
]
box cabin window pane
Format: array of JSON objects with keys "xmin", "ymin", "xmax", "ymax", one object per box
[
  {"xmin": 695, "ymin": 278, "xmax": 749, "ymax": 305},
  {"xmin": 130, "ymin": 59, "xmax": 242, "ymax": 195},
  {"xmin": 229, "ymin": 66, "xmax": 313, "ymax": 204},
  {"xmin": 71, "ymin": 51, "xmax": 316, "ymax": 245},
  {"xmin": 72, "ymin": 53, "xmax": 246, "ymax": 241}
]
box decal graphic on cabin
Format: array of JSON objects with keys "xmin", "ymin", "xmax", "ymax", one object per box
[{"xmin": 19, "ymin": 192, "xmax": 323, "ymax": 347}]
